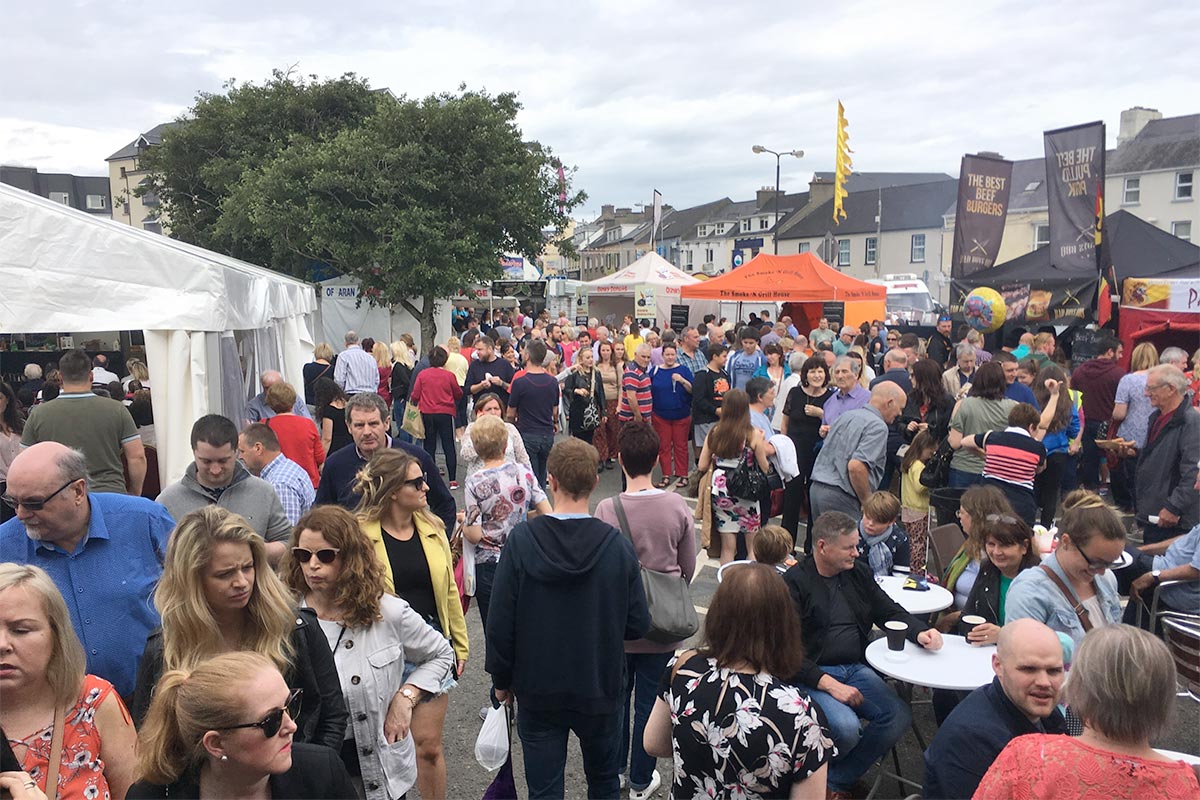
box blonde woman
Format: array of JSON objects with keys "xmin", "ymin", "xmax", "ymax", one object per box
[
  {"xmin": 371, "ymin": 342, "xmax": 393, "ymax": 407},
  {"xmin": 444, "ymin": 336, "xmax": 471, "ymax": 439},
  {"xmin": 121, "ymin": 358, "xmax": 151, "ymax": 392},
  {"xmin": 128, "ymin": 652, "xmax": 357, "ymax": 799},
  {"xmin": 0, "ymin": 564, "xmax": 137, "ymax": 800},
  {"xmin": 354, "ymin": 449, "xmax": 468, "ymax": 800},
  {"xmin": 282, "ymin": 506, "xmax": 455, "ymax": 800},
  {"xmin": 303, "ymin": 343, "xmax": 335, "ymax": 407},
  {"xmin": 130, "ymin": 506, "xmax": 347, "ymax": 751}
]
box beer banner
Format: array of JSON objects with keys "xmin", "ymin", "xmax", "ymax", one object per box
[
  {"xmin": 951, "ymin": 154, "xmax": 1013, "ymax": 278},
  {"xmin": 1044, "ymin": 122, "xmax": 1105, "ymax": 272}
]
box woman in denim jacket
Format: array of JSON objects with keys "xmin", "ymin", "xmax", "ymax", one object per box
[
  {"xmin": 1005, "ymin": 490, "xmax": 1124, "ymax": 650},
  {"xmin": 284, "ymin": 505, "xmax": 455, "ymax": 800}
]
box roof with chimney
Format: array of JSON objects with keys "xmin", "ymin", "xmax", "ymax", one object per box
[
  {"xmin": 778, "ymin": 178, "xmax": 959, "ymax": 239},
  {"xmin": 1108, "ymin": 114, "xmax": 1200, "ymax": 174},
  {"xmin": 105, "ymin": 122, "xmax": 181, "ymax": 161}
]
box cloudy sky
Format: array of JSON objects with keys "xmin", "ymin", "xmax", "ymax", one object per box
[{"xmin": 3, "ymin": 0, "xmax": 1197, "ymax": 216}]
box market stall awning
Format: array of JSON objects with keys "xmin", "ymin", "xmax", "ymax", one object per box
[{"xmin": 679, "ymin": 252, "xmax": 886, "ymax": 302}]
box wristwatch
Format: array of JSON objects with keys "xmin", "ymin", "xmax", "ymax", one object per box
[
  {"xmin": 1150, "ymin": 569, "xmax": 1162, "ymax": 584},
  {"xmin": 400, "ymin": 687, "xmax": 419, "ymax": 708}
]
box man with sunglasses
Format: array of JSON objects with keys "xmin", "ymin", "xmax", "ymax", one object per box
[{"xmin": 0, "ymin": 441, "xmax": 175, "ymax": 699}]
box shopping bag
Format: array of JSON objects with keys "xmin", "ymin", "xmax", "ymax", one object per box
[
  {"xmin": 481, "ymin": 755, "xmax": 517, "ymax": 800},
  {"xmin": 475, "ymin": 705, "xmax": 510, "ymax": 771},
  {"xmin": 401, "ymin": 403, "xmax": 425, "ymax": 439}
]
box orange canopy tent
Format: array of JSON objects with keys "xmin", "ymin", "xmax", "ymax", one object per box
[{"xmin": 679, "ymin": 252, "xmax": 886, "ymax": 330}]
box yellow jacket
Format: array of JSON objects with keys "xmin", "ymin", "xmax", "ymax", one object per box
[{"xmin": 361, "ymin": 515, "xmax": 469, "ymax": 662}]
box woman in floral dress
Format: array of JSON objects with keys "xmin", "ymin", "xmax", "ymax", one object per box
[
  {"xmin": 698, "ymin": 389, "xmax": 770, "ymax": 564},
  {"xmin": 644, "ymin": 562, "xmax": 833, "ymax": 799}
]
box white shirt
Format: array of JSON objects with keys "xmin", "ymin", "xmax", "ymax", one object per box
[
  {"xmin": 92, "ymin": 366, "xmax": 120, "ymax": 385},
  {"xmin": 333, "ymin": 344, "xmax": 380, "ymax": 394}
]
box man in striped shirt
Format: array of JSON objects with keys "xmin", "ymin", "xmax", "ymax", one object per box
[
  {"xmin": 333, "ymin": 330, "xmax": 380, "ymax": 394},
  {"xmin": 963, "ymin": 401, "xmax": 1050, "ymax": 526},
  {"xmin": 619, "ymin": 344, "xmax": 653, "ymax": 424}
]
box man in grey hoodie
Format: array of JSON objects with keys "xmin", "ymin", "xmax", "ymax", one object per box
[{"xmin": 156, "ymin": 414, "xmax": 291, "ymax": 564}]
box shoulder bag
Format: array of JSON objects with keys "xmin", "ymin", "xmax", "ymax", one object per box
[
  {"xmin": 612, "ymin": 495, "xmax": 699, "ymax": 644},
  {"xmin": 581, "ymin": 370, "xmax": 602, "ymax": 431},
  {"xmin": 726, "ymin": 444, "xmax": 766, "ymax": 500},
  {"xmin": 920, "ymin": 439, "xmax": 954, "ymax": 489},
  {"xmin": 1038, "ymin": 564, "xmax": 1093, "ymax": 631}
]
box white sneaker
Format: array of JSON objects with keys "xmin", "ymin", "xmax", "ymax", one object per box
[
  {"xmin": 629, "ymin": 770, "xmax": 661, "ymax": 800},
  {"xmin": 619, "ymin": 774, "xmax": 627, "ymax": 791}
]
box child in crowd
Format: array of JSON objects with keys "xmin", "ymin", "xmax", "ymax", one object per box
[
  {"xmin": 900, "ymin": 430, "xmax": 937, "ymax": 574},
  {"xmin": 753, "ymin": 525, "xmax": 796, "ymax": 573},
  {"xmin": 857, "ymin": 491, "xmax": 910, "ymax": 576},
  {"xmin": 1017, "ymin": 358, "xmax": 1040, "ymax": 388}
]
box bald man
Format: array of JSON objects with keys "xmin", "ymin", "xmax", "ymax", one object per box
[
  {"xmin": 809, "ymin": 382, "xmax": 906, "ymax": 521},
  {"xmin": 0, "ymin": 442, "xmax": 175, "ymax": 698},
  {"xmin": 923, "ymin": 619, "xmax": 1067, "ymax": 799},
  {"xmin": 246, "ymin": 369, "xmax": 314, "ymax": 424}
]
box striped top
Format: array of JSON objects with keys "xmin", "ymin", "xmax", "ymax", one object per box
[
  {"xmin": 618, "ymin": 364, "xmax": 653, "ymax": 421},
  {"xmin": 977, "ymin": 427, "xmax": 1045, "ymax": 490}
]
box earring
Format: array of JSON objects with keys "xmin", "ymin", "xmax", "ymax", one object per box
[{"xmin": 220, "ymin": 755, "xmax": 228, "ymax": 762}]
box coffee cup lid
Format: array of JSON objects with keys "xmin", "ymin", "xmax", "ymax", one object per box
[{"xmin": 884, "ymin": 620, "xmax": 908, "ymax": 630}]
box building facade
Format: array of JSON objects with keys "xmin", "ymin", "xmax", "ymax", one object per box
[
  {"xmin": 105, "ymin": 122, "xmax": 176, "ymax": 234},
  {"xmin": 0, "ymin": 166, "xmax": 111, "ymax": 217}
]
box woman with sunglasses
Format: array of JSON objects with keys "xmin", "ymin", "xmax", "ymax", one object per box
[
  {"xmin": 1006, "ymin": 490, "xmax": 1125, "ymax": 650},
  {"xmin": 131, "ymin": 507, "xmax": 348, "ymax": 752},
  {"xmin": 128, "ymin": 652, "xmax": 357, "ymax": 799},
  {"xmin": 354, "ymin": 449, "xmax": 467, "ymax": 800},
  {"xmin": 282, "ymin": 505, "xmax": 455, "ymax": 800}
]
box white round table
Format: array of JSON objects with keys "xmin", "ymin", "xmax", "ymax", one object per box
[
  {"xmin": 865, "ymin": 634, "xmax": 995, "ymax": 691},
  {"xmin": 876, "ymin": 575, "xmax": 954, "ymax": 615}
]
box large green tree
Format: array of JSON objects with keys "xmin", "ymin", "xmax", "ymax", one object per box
[{"xmin": 142, "ymin": 73, "xmax": 583, "ymax": 348}]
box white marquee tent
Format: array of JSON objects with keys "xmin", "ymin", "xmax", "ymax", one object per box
[
  {"xmin": 0, "ymin": 183, "xmax": 316, "ymax": 483},
  {"xmin": 583, "ymin": 252, "xmax": 717, "ymax": 328}
]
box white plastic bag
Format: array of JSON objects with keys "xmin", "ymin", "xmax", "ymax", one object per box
[
  {"xmin": 461, "ymin": 537, "xmax": 477, "ymax": 597},
  {"xmin": 475, "ymin": 705, "xmax": 509, "ymax": 771}
]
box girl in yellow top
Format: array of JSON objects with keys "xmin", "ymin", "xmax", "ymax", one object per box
[
  {"xmin": 899, "ymin": 430, "xmax": 937, "ymax": 573},
  {"xmin": 355, "ymin": 449, "xmax": 467, "ymax": 800}
]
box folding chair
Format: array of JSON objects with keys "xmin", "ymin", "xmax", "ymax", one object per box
[
  {"xmin": 926, "ymin": 523, "xmax": 966, "ymax": 579},
  {"xmin": 1161, "ymin": 615, "xmax": 1200, "ymax": 703},
  {"xmin": 1133, "ymin": 578, "xmax": 1200, "ymax": 632}
]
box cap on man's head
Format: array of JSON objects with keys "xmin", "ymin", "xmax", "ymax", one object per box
[{"xmin": 938, "ymin": 314, "xmax": 952, "ymax": 323}]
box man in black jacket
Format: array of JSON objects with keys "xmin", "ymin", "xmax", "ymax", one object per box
[
  {"xmin": 923, "ymin": 619, "xmax": 1067, "ymax": 799},
  {"xmin": 486, "ymin": 438, "xmax": 650, "ymax": 799},
  {"xmin": 783, "ymin": 511, "xmax": 942, "ymax": 798}
]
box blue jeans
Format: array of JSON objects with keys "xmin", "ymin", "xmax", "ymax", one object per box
[
  {"xmin": 619, "ymin": 651, "xmax": 671, "ymax": 790},
  {"xmin": 517, "ymin": 706, "xmax": 622, "ymax": 799},
  {"xmin": 948, "ymin": 468, "xmax": 984, "ymax": 489},
  {"xmin": 806, "ymin": 663, "xmax": 912, "ymax": 792},
  {"xmin": 522, "ymin": 432, "xmax": 554, "ymax": 489},
  {"xmin": 392, "ymin": 399, "xmax": 412, "ymax": 442}
]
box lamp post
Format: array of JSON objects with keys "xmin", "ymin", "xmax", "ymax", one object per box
[{"xmin": 752, "ymin": 145, "xmax": 804, "ymax": 254}]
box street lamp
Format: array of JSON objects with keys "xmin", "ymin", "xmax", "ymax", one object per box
[{"xmin": 752, "ymin": 145, "xmax": 804, "ymax": 254}]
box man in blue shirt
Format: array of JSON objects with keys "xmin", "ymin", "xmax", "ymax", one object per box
[
  {"xmin": 994, "ymin": 351, "xmax": 1039, "ymax": 407},
  {"xmin": 314, "ymin": 392, "xmax": 456, "ymax": 533},
  {"xmin": 245, "ymin": 370, "xmax": 315, "ymax": 424},
  {"xmin": 0, "ymin": 442, "xmax": 175, "ymax": 699},
  {"xmin": 924, "ymin": 619, "xmax": 1067, "ymax": 799}
]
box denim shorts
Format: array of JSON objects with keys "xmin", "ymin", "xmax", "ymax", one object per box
[{"xmin": 401, "ymin": 614, "xmax": 458, "ymax": 697}]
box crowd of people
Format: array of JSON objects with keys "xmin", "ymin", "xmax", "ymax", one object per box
[{"xmin": 0, "ymin": 305, "xmax": 1198, "ymax": 800}]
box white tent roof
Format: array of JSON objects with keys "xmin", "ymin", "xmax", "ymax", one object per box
[
  {"xmin": 584, "ymin": 252, "xmax": 700, "ymax": 294},
  {"xmin": 0, "ymin": 182, "xmax": 314, "ymax": 333}
]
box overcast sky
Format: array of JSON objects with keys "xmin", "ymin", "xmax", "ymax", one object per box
[{"xmin": 3, "ymin": 0, "xmax": 1197, "ymax": 216}]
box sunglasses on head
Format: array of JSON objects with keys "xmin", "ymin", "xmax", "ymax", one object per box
[
  {"xmin": 291, "ymin": 547, "xmax": 340, "ymax": 564},
  {"xmin": 1, "ymin": 479, "xmax": 78, "ymax": 511},
  {"xmin": 221, "ymin": 688, "xmax": 302, "ymax": 738}
]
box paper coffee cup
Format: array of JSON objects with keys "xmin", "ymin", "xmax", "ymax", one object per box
[
  {"xmin": 884, "ymin": 620, "xmax": 908, "ymax": 651},
  {"xmin": 960, "ymin": 614, "xmax": 986, "ymax": 638}
]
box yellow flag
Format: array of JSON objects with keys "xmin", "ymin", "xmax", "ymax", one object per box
[{"xmin": 834, "ymin": 101, "xmax": 853, "ymax": 223}]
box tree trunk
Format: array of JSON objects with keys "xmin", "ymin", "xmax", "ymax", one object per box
[{"xmin": 398, "ymin": 296, "xmax": 439, "ymax": 356}]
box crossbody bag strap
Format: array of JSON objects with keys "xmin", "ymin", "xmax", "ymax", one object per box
[
  {"xmin": 611, "ymin": 494, "xmax": 633, "ymax": 543},
  {"xmin": 43, "ymin": 704, "xmax": 65, "ymax": 799},
  {"xmin": 1038, "ymin": 564, "xmax": 1092, "ymax": 631}
]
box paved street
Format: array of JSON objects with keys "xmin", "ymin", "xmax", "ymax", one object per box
[{"xmin": 429, "ymin": 443, "xmax": 1198, "ymax": 799}]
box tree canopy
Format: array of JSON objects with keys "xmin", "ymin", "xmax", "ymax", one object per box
[{"xmin": 141, "ymin": 72, "xmax": 584, "ymax": 347}]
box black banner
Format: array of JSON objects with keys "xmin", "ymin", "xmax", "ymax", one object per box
[
  {"xmin": 1044, "ymin": 122, "xmax": 1105, "ymax": 273},
  {"xmin": 821, "ymin": 301, "xmax": 845, "ymax": 329},
  {"xmin": 951, "ymin": 154, "xmax": 1013, "ymax": 278},
  {"xmin": 491, "ymin": 280, "xmax": 546, "ymax": 299},
  {"xmin": 949, "ymin": 277, "xmax": 1096, "ymax": 327},
  {"xmin": 669, "ymin": 304, "xmax": 690, "ymax": 332}
]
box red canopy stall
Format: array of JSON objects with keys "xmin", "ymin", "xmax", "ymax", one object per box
[
  {"xmin": 1117, "ymin": 277, "xmax": 1200, "ymax": 367},
  {"xmin": 679, "ymin": 253, "xmax": 886, "ymax": 331}
]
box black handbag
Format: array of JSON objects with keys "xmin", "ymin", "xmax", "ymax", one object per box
[
  {"xmin": 726, "ymin": 447, "xmax": 766, "ymax": 500},
  {"xmin": 920, "ymin": 439, "xmax": 954, "ymax": 488}
]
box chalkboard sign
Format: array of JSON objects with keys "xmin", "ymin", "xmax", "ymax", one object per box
[
  {"xmin": 1068, "ymin": 327, "xmax": 1112, "ymax": 366},
  {"xmin": 821, "ymin": 301, "xmax": 845, "ymax": 329},
  {"xmin": 670, "ymin": 304, "xmax": 690, "ymax": 332}
]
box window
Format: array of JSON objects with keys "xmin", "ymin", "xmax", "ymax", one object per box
[
  {"xmin": 143, "ymin": 220, "xmax": 163, "ymax": 234},
  {"xmin": 705, "ymin": 248, "xmax": 714, "ymax": 264},
  {"xmin": 49, "ymin": 191, "xmax": 70, "ymax": 205},
  {"xmin": 911, "ymin": 233, "xmax": 926, "ymax": 263},
  {"xmin": 686, "ymin": 249, "xmax": 694, "ymax": 266},
  {"xmin": 86, "ymin": 194, "xmax": 107, "ymax": 210},
  {"xmin": 1172, "ymin": 221, "xmax": 1192, "ymax": 242},
  {"xmin": 865, "ymin": 237, "xmax": 877, "ymax": 265},
  {"xmin": 1176, "ymin": 171, "xmax": 1194, "ymax": 200},
  {"xmin": 798, "ymin": 242, "xmax": 811, "ymax": 253},
  {"xmin": 1123, "ymin": 177, "xmax": 1140, "ymax": 204},
  {"xmin": 1034, "ymin": 224, "xmax": 1050, "ymax": 248},
  {"xmin": 837, "ymin": 239, "xmax": 850, "ymax": 266},
  {"xmin": 1024, "ymin": 181, "xmax": 1042, "ymax": 192},
  {"xmin": 741, "ymin": 218, "xmax": 751, "ymax": 232},
  {"xmin": 607, "ymin": 228, "xmax": 619, "ymax": 242},
  {"xmin": 759, "ymin": 217, "xmax": 769, "ymax": 230},
  {"xmin": 715, "ymin": 223, "xmax": 726, "ymax": 234},
  {"xmin": 698, "ymin": 225, "xmax": 708, "ymax": 237}
]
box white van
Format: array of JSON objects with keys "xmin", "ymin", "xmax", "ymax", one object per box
[{"xmin": 867, "ymin": 274, "xmax": 939, "ymax": 326}]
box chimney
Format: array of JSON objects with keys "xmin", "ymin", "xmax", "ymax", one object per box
[
  {"xmin": 756, "ymin": 186, "xmax": 778, "ymax": 208},
  {"xmin": 809, "ymin": 176, "xmax": 835, "ymax": 208},
  {"xmin": 1117, "ymin": 106, "xmax": 1161, "ymax": 147},
  {"xmin": 600, "ymin": 204, "xmax": 615, "ymax": 220}
]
